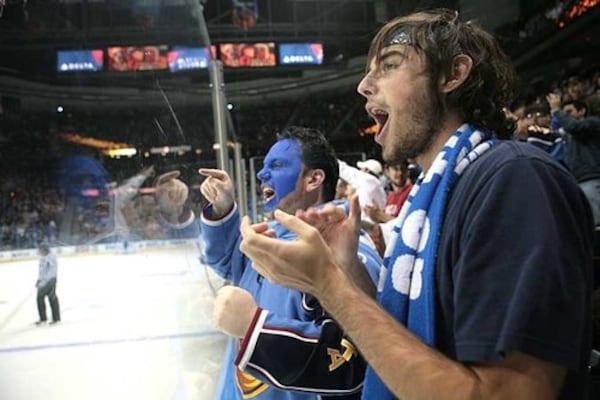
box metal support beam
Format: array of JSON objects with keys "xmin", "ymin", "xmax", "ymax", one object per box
[
  {"xmin": 192, "ymin": 0, "xmax": 230, "ymax": 175},
  {"xmin": 233, "ymin": 142, "xmax": 248, "ymax": 216},
  {"xmin": 249, "ymin": 156, "xmax": 261, "ymax": 223}
]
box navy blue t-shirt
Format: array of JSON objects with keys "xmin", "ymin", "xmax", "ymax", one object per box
[{"xmin": 436, "ymin": 141, "xmax": 594, "ymax": 399}]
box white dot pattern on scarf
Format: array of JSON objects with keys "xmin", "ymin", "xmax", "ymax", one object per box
[{"xmin": 363, "ymin": 123, "xmax": 497, "ymax": 400}]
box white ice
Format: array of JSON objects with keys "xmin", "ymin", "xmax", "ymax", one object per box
[{"xmin": 0, "ymin": 245, "xmax": 228, "ymax": 400}]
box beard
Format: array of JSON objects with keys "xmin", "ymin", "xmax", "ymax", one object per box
[{"xmin": 382, "ymin": 80, "xmax": 445, "ymax": 163}]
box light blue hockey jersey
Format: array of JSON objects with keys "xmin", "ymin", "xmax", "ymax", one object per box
[{"xmin": 201, "ymin": 202, "xmax": 382, "ymax": 400}]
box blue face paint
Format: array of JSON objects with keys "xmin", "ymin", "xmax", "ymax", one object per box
[{"xmin": 256, "ymin": 139, "xmax": 303, "ymax": 212}]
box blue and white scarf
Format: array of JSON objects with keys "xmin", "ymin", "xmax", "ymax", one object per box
[{"xmin": 362, "ymin": 124, "xmax": 496, "ymax": 399}]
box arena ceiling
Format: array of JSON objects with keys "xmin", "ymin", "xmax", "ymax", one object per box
[
  {"xmin": 0, "ymin": 0, "xmax": 597, "ymax": 112},
  {"xmin": 0, "ymin": 0, "xmax": 387, "ymax": 110}
]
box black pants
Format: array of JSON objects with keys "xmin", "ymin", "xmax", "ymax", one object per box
[{"xmin": 37, "ymin": 278, "xmax": 60, "ymax": 322}]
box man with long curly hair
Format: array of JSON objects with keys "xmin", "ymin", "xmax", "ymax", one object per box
[{"xmin": 239, "ymin": 9, "xmax": 594, "ymax": 399}]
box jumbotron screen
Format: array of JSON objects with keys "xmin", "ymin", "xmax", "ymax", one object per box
[
  {"xmin": 107, "ymin": 45, "xmax": 169, "ymax": 72},
  {"xmin": 219, "ymin": 42, "xmax": 276, "ymax": 68},
  {"xmin": 168, "ymin": 46, "xmax": 217, "ymax": 72},
  {"xmin": 57, "ymin": 49, "xmax": 104, "ymax": 72},
  {"xmin": 279, "ymin": 43, "xmax": 324, "ymax": 65}
]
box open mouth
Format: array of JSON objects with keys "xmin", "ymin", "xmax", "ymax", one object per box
[
  {"xmin": 262, "ymin": 187, "xmax": 275, "ymax": 203},
  {"xmin": 373, "ymin": 110, "xmax": 389, "ymax": 140},
  {"xmin": 371, "ymin": 109, "xmax": 389, "ymax": 143}
]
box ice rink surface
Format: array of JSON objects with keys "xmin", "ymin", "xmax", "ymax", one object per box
[{"xmin": 0, "ymin": 245, "xmax": 228, "ymax": 400}]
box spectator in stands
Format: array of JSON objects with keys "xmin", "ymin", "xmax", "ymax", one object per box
[
  {"xmin": 338, "ymin": 158, "xmax": 386, "ymax": 224},
  {"xmin": 356, "ymin": 158, "xmax": 383, "ymax": 179},
  {"xmin": 548, "ymin": 93, "xmax": 600, "ymax": 225},
  {"xmin": 198, "ymin": 126, "xmax": 382, "ymax": 400},
  {"xmin": 337, "ymin": 158, "xmax": 388, "ymax": 253},
  {"xmin": 512, "ymin": 102, "xmax": 567, "ymax": 165},
  {"xmin": 35, "ymin": 242, "xmax": 60, "ymax": 325},
  {"xmin": 239, "ymin": 9, "xmax": 593, "ymax": 399},
  {"xmin": 564, "ymin": 76, "xmax": 586, "ymax": 102},
  {"xmin": 363, "ymin": 159, "xmax": 413, "ymax": 223},
  {"xmin": 407, "ymin": 159, "xmax": 422, "ymax": 183}
]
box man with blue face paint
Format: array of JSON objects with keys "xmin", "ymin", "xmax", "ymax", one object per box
[
  {"xmin": 198, "ymin": 126, "xmax": 382, "ymax": 400},
  {"xmin": 257, "ymin": 138, "xmax": 304, "ymax": 215}
]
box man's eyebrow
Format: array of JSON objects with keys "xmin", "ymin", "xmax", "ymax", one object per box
[
  {"xmin": 379, "ymin": 50, "xmax": 406, "ymax": 63},
  {"xmin": 367, "ymin": 50, "xmax": 406, "ymax": 72}
]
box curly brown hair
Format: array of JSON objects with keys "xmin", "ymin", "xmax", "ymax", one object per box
[{"xmin": 367, "ymin": 8, "xmax": 515, "ymax": 139}]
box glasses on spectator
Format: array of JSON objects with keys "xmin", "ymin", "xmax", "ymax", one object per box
[{"xmin": 526, "ymin": 112, "xmax": 548, "ymax": 119}]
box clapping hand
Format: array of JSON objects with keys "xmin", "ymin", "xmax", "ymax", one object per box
[
  {"xmin": 294, "ymin": 194, "xmax": 362, "ymax": 271},
  {"xmin": 239, "ymin": 208, "xmax": 341, "ymax": 296}
]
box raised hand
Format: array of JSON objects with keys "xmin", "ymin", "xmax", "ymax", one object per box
[
  {"xmin": 154, "ymin": 170, "xmax": 189, "ymax": 221},
  {"xmin": 212, "ymin": 286, "xmax": 258, "ymax": 338},
  {"xmin": 239, "ymin": 209, "xmax": 340, "ymax": 296},
  {"xmin": 295, "ymin": 195, "xmax": 362, "ymax": 271},
  {"xmin": 199, "ymin": 168, "xmax": 235, "ymax": 218}
]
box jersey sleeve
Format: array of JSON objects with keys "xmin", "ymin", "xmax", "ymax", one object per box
[
  {"xmin": 160, "ymin": 210, "xmax": 201, "ymax": 239},
  {"xmin": 200, "ymin": 203, "xmax": 245, "ymax": 282},
  {"xmin": 234, "ymin": 247, "xmax": 381, "ymax": 395},
  {"xmin": 553, "ymin": 110, "xmax": 600, "ymax": 138},
  {"xmin": 235, "ymin": 305, "xmax": 365, "ymax": 396}
]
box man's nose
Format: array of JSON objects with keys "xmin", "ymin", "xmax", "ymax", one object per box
[
  {"xmin": 257, "ymin": 169, "xmax": 270, "ymax": 180},
  {"xmin": 357, "ymin": 73, "xmax": 376, "ymax": 97}
]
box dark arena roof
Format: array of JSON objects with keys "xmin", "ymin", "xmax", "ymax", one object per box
[
  {"xmin": 0, "ymin": 0, "xmax": 389, "ymax": 110},
  {"xmin": 0, "ymin": 1, "xmax": 599, "ymax": 161},
  {"xmin": 0, "ymin": 0, "xmax": 598, "ymax": 111}
]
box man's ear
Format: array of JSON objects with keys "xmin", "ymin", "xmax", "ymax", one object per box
[
  {"xmin": 440, "ymin": 54, "xmax": 473, "ymax": 93},
  {"xmin": 305, "ymin": 169, "xmax": 325, "ymax": 193}
]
